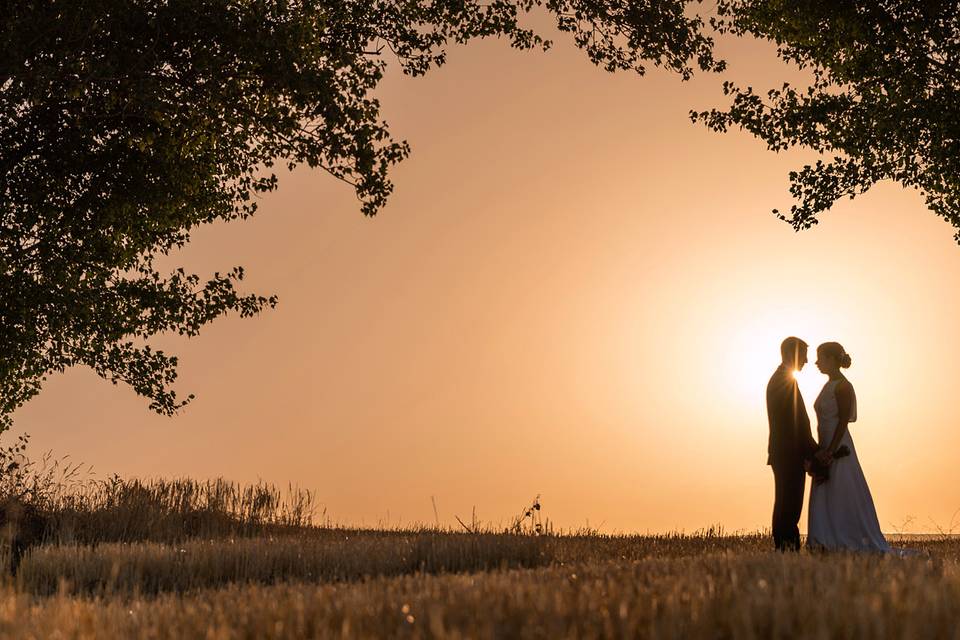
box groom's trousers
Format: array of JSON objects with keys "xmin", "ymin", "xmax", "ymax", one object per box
[{"xmin": 771, "ymin": 463, "xmax": 805, "ymax": 551}]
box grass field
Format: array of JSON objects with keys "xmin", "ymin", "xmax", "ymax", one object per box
[{"xmin": 0, "ymin": 474, "xmax": 958, "ymax": 638}]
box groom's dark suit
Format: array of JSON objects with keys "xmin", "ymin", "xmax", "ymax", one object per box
[{"xmin": 766, "ymin": 364, "xmax": 818, "ymax": 551}]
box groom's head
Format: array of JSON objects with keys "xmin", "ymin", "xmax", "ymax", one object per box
[{"xmin": 780, "ymin": 337, "xmax": 808, "ymax": 371}]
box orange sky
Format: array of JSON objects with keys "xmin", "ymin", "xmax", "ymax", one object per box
[{"xmin": 13, "ymin": 26, "xmax": 960, "ymax": 533}]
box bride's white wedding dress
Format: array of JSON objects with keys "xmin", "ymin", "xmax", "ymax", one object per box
[{"xmin": 807, "ymin": 379, "xmax": 890, "ymax": 552}]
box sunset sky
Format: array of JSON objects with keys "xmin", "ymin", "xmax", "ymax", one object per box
[{"xmin": 13, "ymin": 24, "xmax": 960, "ymax": 534}]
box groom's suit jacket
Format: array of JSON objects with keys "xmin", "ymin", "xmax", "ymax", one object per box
[{"xmin": 766, "ymin": 365, "xmax": 818, "ymax": 468}]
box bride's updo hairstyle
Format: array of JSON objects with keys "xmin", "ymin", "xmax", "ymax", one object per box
[{"xmin": 818, "ymin": 342, "xmax": 852, "ymax": 369}]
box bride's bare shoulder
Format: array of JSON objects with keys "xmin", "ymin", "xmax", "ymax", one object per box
[{"xmin": 835, "ymin": 378, "xmax": 855, "ymax": 400}]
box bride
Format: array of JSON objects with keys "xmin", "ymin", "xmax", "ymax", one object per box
[{"xmin": 806, "ymin": 341, "xmax": 890, "ymax": 552}]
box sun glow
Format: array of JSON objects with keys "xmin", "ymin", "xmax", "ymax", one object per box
[{"xmin": 710, "ymin": 297, "xmax": 836, "ymax": 420}]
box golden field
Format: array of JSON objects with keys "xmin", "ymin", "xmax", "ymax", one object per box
[{"xmin": 0, "ymin": 475, "xmax": 958, "ymax": 639}]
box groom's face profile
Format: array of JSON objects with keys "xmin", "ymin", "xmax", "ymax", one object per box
[
  {"xmin": 780, "ymin": 337, "xmax": 808, "ymax": 373},
  {"xmin": 793, "ymin": 347, "xmax": 808, "ymax": 372}
]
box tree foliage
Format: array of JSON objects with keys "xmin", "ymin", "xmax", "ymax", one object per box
[
  {"xmin": 0, "ymin": 0, "xmax": 720, "ymax": 429},
  {"xmin": 693, "ymin": 1, "xmax": 960, "ymax": 241}
]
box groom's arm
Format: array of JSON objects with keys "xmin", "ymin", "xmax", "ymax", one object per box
[
  {"xmin": 767, "ymin": 374, "xmax": 819, "ymax": 463},
  {"xmin": 785, "ymin": 380, "xmax": 817, "ymax": 458},
  {"xmin": 796, "ymin": 390, "xmax": 818, "ymax": 458},
  {"xmin": 765, "ymin": 377, "xmax": 786, "ymax": 464}
]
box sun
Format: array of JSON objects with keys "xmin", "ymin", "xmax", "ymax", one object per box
[{"xmin": 714, "ymin": 302, "xmax": 831, "ymax": 412}]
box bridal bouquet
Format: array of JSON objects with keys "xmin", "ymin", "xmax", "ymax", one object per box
[{"xmin": 807, "ymin": 445, "xmax": 851, "ymax": 485}]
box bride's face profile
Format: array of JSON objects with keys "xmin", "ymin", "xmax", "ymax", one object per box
[{"xmin": 815, "ymin": 351, "xmax": 838, "ymax": 375}]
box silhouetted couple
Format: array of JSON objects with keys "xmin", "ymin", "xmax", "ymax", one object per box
[{"xmin": 767, "ymin": 337, "xmax": 890, "ymax": 552}]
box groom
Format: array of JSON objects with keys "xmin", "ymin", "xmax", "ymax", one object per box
[{"xmin": 766, "ymin": 337, "xmax": 819, "ymax": 551}]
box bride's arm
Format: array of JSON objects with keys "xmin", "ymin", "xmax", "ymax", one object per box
[{"xmin": 823, "ymin": 380, "xmax": 854, "ymax": 457}]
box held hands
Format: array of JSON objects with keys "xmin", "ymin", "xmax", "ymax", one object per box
[{"xmin": 807, "ymin": 445, "xmax": 852, "ymax": 486}]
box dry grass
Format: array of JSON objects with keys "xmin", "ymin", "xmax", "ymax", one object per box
[
  {"xmin": 22, "ymin": 476, "xmax": 316, "ymax": 545},
  {"xmin": 12, "ymin": 527, "xmax": 777, "ymax": 596},
  {"xmin": 2, "ymin": 469, "xmax": 960, "ymax": 638},
  {"xmin": 1, "ymin": 541, "xmax": 959, "ymax": 639},
  {"xmin": 17, "ymin": 532, "xmax": 549, "ymax": 596}
]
